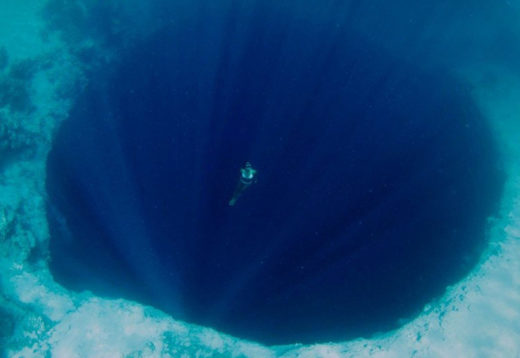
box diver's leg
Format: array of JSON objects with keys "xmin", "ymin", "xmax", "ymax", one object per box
[{"xmin": 229, "ymin": 182, "xmax": 248, "ymax": 206}]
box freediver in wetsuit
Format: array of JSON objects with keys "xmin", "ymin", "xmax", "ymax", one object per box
[{"xmin": 229, "ymin": 162, "xmax": 257, "ymax": 206}]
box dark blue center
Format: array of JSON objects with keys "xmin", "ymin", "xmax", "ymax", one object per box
[{"xmin": 46, "ymin": 1, "xmax": 503, "ymax": 345}]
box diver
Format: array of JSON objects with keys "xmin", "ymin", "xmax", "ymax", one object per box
[{"xmin": 229, "ymin": 162, "xmax": 257, "ymax": 206}]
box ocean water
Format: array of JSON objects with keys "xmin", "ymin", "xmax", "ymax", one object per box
[{"xmin": 44, "ymin": 0, "xmax": 506, "ymax": 346}]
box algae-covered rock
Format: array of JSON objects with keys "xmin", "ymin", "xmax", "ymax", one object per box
[
  {"xmin": 0, "ymin": 303, "xmax": 16, "ymax": 349},
  {"xmin": 0, "ymin": 111, "xmax": 36, "ymax": 168},
  {"xmin": 0, "ymin": 59, "xmax": 36, "ymax": 114}
]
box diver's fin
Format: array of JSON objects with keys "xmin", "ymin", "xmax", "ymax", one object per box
[{"xmin": 229, "ymin": 198, "xmax": 237, "ymax": 206}]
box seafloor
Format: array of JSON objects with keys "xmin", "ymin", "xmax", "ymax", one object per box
[{"xmin": 1, "ymin": 1, "xmax": 519, "ymax": 357}]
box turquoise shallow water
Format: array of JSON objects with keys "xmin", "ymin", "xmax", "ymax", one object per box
[{"xmin": 0, "ymin": 0, "xmax": 519, "ymax": 356}]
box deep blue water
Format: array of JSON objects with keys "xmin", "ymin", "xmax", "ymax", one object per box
[{"xmin": 47, "ymin": 1, "xmax": 504, "ymax": 345}]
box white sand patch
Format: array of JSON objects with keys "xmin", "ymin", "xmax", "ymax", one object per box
[
  {"xmin": 9, "ymin": 269, "xmax": 75, "ymax": 322},
  {"xmin": 40, "ymin": 297, "xmax": 272, "ymax": 358},
  {"xmin": 47, "ymin": 298, "xmax": 170, "ymax": 358}
]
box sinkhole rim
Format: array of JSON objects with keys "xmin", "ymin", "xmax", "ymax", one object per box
[{"xmin": 45, "ymin": 9, "xmax": 505, "ymax": 346}]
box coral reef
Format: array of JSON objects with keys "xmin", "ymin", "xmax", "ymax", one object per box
[
  {"xmin": 0, "ymin": 305, "xmax": 15, "ymax": 348},
  {"xmin": 0, "ymin": 111, "xmax": 36, "ymax": 166},
  {"xmin": 0, "ymin": 71, "xmax": 34, "ymax": 113}
]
